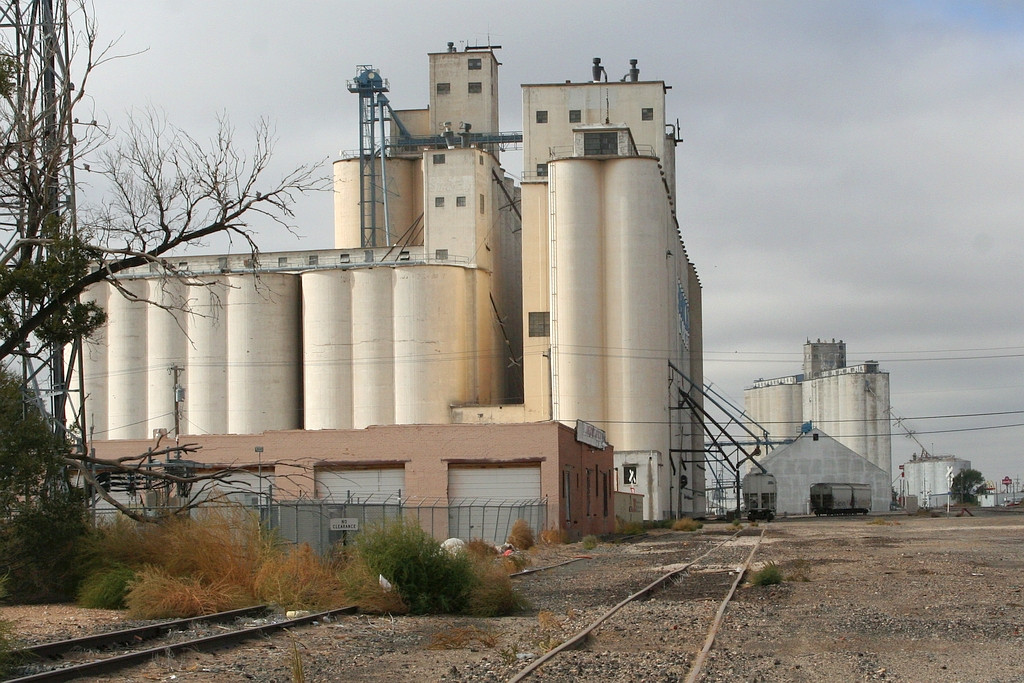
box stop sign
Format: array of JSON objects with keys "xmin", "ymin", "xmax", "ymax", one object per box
[{"xmin": 1003, "ymin": 476, "xmax": 1012, "ymax": 487}]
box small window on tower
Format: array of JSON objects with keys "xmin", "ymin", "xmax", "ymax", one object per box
[
  {"xmin": 436, "ymin": 82, "xmax": 450, "ymax": 95},
  {"xmin": 308, "ymin": 254, "xmax": 318, "ymax": 266},
  {"xmin": 468, "ymin": 82, "xmax": 482, "ymax": 93},
  {"xmin": 528, "ymin": 311, "xmax": 550, "ymax": 337},
  {"xmin": 479, "ymin": 194, "xmax": 485, "ymax": 214},
  {"xmin": 456, "ymin": 195, "xmax": 467, "ymax": 207},
  {"xmin": 435, "ymin": 196, "xmax": 445, "ymax": 207},
  {"xmin": 536, "ymin": 163, "xmax": 548, "ymax": 177},
  {"xmin": 277, "ymin": 256, "xmax": 287, "ymax": 267},
  {"xmin": 432, "ymin": 153, "xmax": 446, "ymax": 164},
  {"xmin": 568, "ymin": 109, "xmax": 581, "ymax": 123},
  {"xmin": 641, "ymin": 107, "xmax": 654, "ymax": 121},
  {"xmin": 535, "ymin": 110, "xmax": 548, "ymax": 124},
  {"xmin": 468, "ymin": 58, "xmax": 482, "ymax": 70}
]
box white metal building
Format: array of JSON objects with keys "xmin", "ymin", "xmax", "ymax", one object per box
[
  {"xmin": 745, "ymin": 339, "xmax": 891, "ymax": 478},
  {"xmin": 83, "ymin": 46, "xmax": 704, "ymax": 520},
  {"xmin": 760, "ymin": 428, "xmax": 891, "ymax": 515}
]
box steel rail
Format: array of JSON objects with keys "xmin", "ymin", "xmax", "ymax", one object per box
[
  {"xmin": 13, "ymin": 604, "xmax": 270, "ymax": 660},
  {"xmin": 508, "ymin": 528, "xmax": 750, "ymax": 682},
  {"xmin": 5, "ymin": 606, "xmax": 357, "ymax": 683},
  {"xmin": 684, "ymin": 527, "xmax": 765, "ymax": 682},
  {"xmin": 510, "ymin": 557, "xmax": 585, "ymax": 577}
]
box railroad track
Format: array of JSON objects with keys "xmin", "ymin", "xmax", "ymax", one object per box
[
  {"xmin": 509, "ymin": 526, "xmax": 766, "ymax": 682},
  {"xmin": 5, "ymin": 604, "xmax": 356, "ymax": 682}
]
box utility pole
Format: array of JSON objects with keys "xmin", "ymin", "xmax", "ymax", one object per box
[{"xmin": 168, "ymin": 364, "xmax": 184, "ymax": 437}]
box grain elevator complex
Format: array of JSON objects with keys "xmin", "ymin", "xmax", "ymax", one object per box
[{"xmin": 83, "ymin": 45, "xmax": 705, "ymax": 535}]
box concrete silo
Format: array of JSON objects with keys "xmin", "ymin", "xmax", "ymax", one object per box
[
  {"xmin": 105, "ymin": 279, "xmax": 149, "ymax": 440},
  {"xmin": 301, "ymin": 269, "xmax": 355, "ymax": 430}
]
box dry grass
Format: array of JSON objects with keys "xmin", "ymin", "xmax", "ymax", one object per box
[
  {"xmin": 465, "ymin": 558, "xmax": 530, "ymax": 617},
  {"xmin": 672, "ymin": 517, "xmax": 702, "ymax": 532},
  {"xmin": 614, "ymin": 517, "xmax": 644, "ymax": 535},
  {"xmin": 539, "ymin": 527, "xmax": 568, "ymax": 545},
  {"xmin": 125, "ymin": 566, "xmax": 252, "ymax": 619},
  {"xmin": 465, "ymin": 538, "xmax": 498, "ymax": 560},
  {"xmin": 336, "ymin": 555, "xmax": 409, "ymax": 615},
  {"xmin": 253, "ymin": 544, "xmax": 347, "ymax": 610},
  {"xmin": 507, "ymin": 519, "xmax": 535, "ymax": 550},
  {"xmin": 537, "ymin": 610, "xmax": 564, "ymax": 632},
  {"xmin": 427, "ymin": 625, "xmax": 500, "ymax": 650}
]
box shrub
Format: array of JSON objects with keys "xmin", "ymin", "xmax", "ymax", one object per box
[
  {"xmin": 465, "ymin": 558, "xmax": 529, "ymax": 617},
  {"xmin": 125, "ymin": 566, "xmax": 252, "ymax": 619},
  {"xmin": 749, "ymin": 562, "xmax": 783, "ymax": 586},
  {"xmin": 580, "ymin": 535, "xmax": 598, "ymax": 550},
  {"xmin": 253, "ymin": 544, "xmax": 346, "ymax": 611},
  {"xmin": 354, "ymin": 519, "xmax": 475, "ymax": 614},
  {"xmin": 465, "ymin": 538, "xmax": 498, "ymax": 561},
  {"xmin": 507, "ymin": 519, "xmax": 535, "ymax": 550},
  {"xmin": 77, "ymin": 565, "xmax": 135, "ymax": 609},
  {"xmin": 672, "ymin": 517, "xmax": 702, "ymax": 532},
  {"xmin": 336, "ymin": 554, "xmax": 408, "ymax": 615},
  {"xmin": 614, "ymin": 517, "xmax": 644, "ymax": 536},
  {"xmin": 540, "ymin": 527, "xmax": 568, "ymax": 545},
  {"xmin": 0, "ymin": 494, "xmax": 90, "ymax": 603}
]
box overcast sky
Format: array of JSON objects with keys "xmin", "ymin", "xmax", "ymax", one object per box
[{"xmin": 84, "ymin": 1, "xmax": 1024, "ymax": 485}]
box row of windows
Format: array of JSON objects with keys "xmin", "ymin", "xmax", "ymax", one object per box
[
  {"xmin": 436, "ymin": 82, "xmax": 485, "ymax": 94},
  {"xmin": 432, "ymin": 153, "xmax": 485, "ymax": 165},
  {"xmin": 535, "ymin": 107, "xmax": 654, "ymax": 123},
  {"xmin": 434, "ymin": 196, "xmax": 468, "ymax": 208},
  {"xmin": 433, "ymin": 194, "xmax": 487, "ymax": 213}
]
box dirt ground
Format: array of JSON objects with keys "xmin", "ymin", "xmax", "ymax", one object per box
[{"xmin": 3, "ymin": 510, "xmax": 1023, "ymax": 682}]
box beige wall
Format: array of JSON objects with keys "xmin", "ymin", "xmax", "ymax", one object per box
[{"xmin": 93, "ymin": 421, "xmax": 614, "ymax": 538}]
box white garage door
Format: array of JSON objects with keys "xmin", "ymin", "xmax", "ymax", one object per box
[
  {"xmin": 316, "ymin": 468, "xmax": 405, "ymax": 503},
  {"xmin": 447, "ymin": 466, "xmax": 543, "ymax": 545},
  {"xmin": 448, "ymin": 466, "xmax": 541, "ymax": 502}
]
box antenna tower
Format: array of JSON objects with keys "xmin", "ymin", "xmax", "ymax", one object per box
[{"xmin": 0, "ymin": 0, "xmax": 85, "ymax": 448}]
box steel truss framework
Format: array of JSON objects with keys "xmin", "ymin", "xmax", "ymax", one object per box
[{"xmin": 0, "ymin": 0, "xmax": 86, "ymax": 450}]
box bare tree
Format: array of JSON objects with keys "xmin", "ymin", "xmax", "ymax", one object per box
[{"xmin": 0, "ymin": 1, "xmax": 326, "ymax": 521}]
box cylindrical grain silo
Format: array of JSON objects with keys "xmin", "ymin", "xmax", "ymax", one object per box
[
  {"xmin": 838, "ymin": 373, "xmax": 867, "ymax": 463},
  {"xmin": 80, "ymin": 282, "xmax": 109, "ymax": 439},
  {"xmin": 301, "ymin": 269, "xmax": 354, "ymax": 430},
  {"xmin": 105, "ymin": 278, "xmax": 149, "ymax": 440},
  {"xmin": 393, "ymin": 266, "xmax": 468, "ymax": 424},
  {"xmin": 350, "ymin": 267, "xmax": 395, "ymax": 428},
  {"xmin": 146, "ymin": 279, "xmax": 188, "ymax": 438},
  {"xmin": 225, "ymin": 273, "xmax": 302, "ymax": 434},
  {"xmin": 601, "ymin": 158, "xmax": 669, "ymax": 452},
  {"xmin": 186, "ymin": 278, "xmax": 228, "ymax": 435},
  {"xmin": 334, "ymin": 157, "xmax": 421, "ymax": 250},
  {"xmin": 548, "ymin": 159, "xmax": 606, "ymax": 423}
]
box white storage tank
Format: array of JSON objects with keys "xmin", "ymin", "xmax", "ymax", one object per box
[
  {"xmin": 601, "ymin": 157, "xmax": 669, "ymax": 453},
  {"xmin": 225, "ymin": 273, "xmax": 302, "ymax": 434},
  {"xmin": 393, "ymin": 266, "xmax": 469, "ymax": 424},
  {"xmin": 548, "ymin": 159, "xmax": 606, "ymax": 423},
  {"xmin": 333, "ymin": 157, "xmax": 420, "ymax": 250},
  {"xmin": 301, "ymin": 269, "xmax": 354, "ymax": 430},
  {"xmin": 186, "ymin": 278, "xmax": 229, "ymax": 435},
  {"xmin": 105, "ymin": 279, "xmax": 149, "ymax": 440},
  {"xmin": 80, "ymin": 282, "xmax": 110, "ymax": 438},
  {"xmin": 146, "ymin": 279, "xmax": 188, "ymax": 437},
  {"xmin": 350, "ymin": 267, "xmax": 395, "ymax": 428}
]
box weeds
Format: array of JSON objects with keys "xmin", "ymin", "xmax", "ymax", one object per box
[
  {"xmin": 76, "ymin": 565, "xmax": 134, "ymax": 609},
  {"xmin": 253, "ymin": 544, "xmax": 346, "ymax": 611},
  {"xmin": 672, "ymin": 518, "xmax": 702, "ymax": 532},
  {"xmin": 354, "ymin": 518, "xmax": 475, "ymax": 614},
  {"xmin": 428, "ymin": 625, "xmax": 500, "ymax": 649},
  {"xmin": 749, "ymin": 562, "xmax": 784, "ymax": 587},
  {"xmin": 125, "ymin": 567, "xmax": 251, "ymax": 618},
  {"xmin": 614, "ymin": 517, "xmax": 644, "ymax": 535},
  {"xmin": 507, "ymin": 520, "xmax": 535, "ymax": 550},
  {"xmin": 289, "ymin": 639, "xmax": 305, "ymax": 683},
  {"xmin": 466, "ymin": 557, "xmax": 530, "ymax": 617},
  {"xmin": 539, "ymin": 527, "xmax": 568, "ymax": 545},
  {"xmin": 580, "ymin": 535, "xmax": 598, "ymax": 550}
]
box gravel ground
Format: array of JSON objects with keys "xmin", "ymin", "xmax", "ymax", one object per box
[{"xmin": 4, "ymin": 510, "xmax": 1023, "ymax": 682}]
